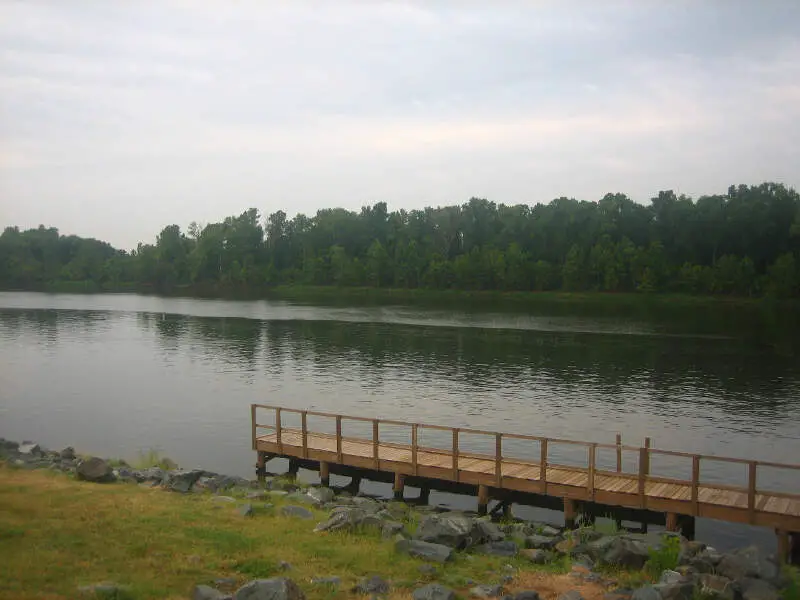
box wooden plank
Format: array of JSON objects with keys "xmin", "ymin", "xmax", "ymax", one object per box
[
  {"xmin": 748, "ymin": 461, "xmax": 757, "ymax": 523},
  {"xmin": 495, "ymin": 433, "xmax": 502, "ymax": 487},
  {"xmin": 452, "ymin": 428, "xmax": 459, "ymax": 482}
]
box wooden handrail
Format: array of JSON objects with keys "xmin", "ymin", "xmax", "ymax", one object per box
[
  {"xmin": 452, "ymin": 429, "xmax": 459, "ymax": 481},
  {"xmin": 495, "ymin": 433, "xmax": 502, "ymax": 487},
  {"xmin": 412, "ymin": 424, "xmax": 418, "ymax": 476},
  {"xmin": 615, "ymin": 433, "xmax": 622, "ymax": 472},
  {"xmin": 250, "ymin": 404, "xmax": 257, "ymax": 450}
]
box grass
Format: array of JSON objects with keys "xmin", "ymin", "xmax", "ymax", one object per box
[{"xmin": 0, "ymin": 466, "xmax": 601, "ymax": 600}]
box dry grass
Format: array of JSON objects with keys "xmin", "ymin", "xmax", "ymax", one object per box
[{"xmin": 0, "ymin": 466, "xmax": 607, "ymax": 600}]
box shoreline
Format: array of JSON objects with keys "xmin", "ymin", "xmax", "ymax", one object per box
[{"xmin": 1, "ymin": 437, "xmax": 797, "ymax": 600}]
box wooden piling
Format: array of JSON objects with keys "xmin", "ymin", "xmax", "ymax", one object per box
[
  {"xmin": 419, "ymin": 486, "xmax": 431, "ymax": 504},
  {"xmin": 778, "ymin": 530, "xmax": 789, "ymax": 564},
  {"xmin": 478, "ymin": 484, "xmax": 490, "ymax": 515},
  {"xmin": 287, "ymin": 458, "xmax": 299, "ymax": 480},
  {"xmin": 564, "ymin": 498, "xmax": 576, "ymax": 529},
  {"xmin": 393, "ymin": 472, "xmax": 405, "ymax": 500},
  {"xmin": 319, "ymin": 461, "xmax": 330, "ymax": 487},
  {"xmin": 665, "ymin": 512, "xmax": 679, "ymax": 532},
  {"xmin": 256, "ymin": 451, "xmax": 267, "ymax": 483}
]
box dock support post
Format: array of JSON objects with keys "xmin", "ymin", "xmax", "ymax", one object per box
[
  {"xmin": 393, "ymin": 472, "xmax": 405, "ymax": 501},
  {"xmin": 419, "ymin": 486, "xmax": 431, "ymax": 504},
  {"xmin": 256, "ymin": 451, "xmax": 267, "ymax": 483},
  {"xmin": 345, "ymin": 475, "xmax": 362, "ymax": 495},
  {"xmin": 790, "ymin": 532, "xmax": 799, "ymax": 565},
  {"xmin": 319, "ymin": 461, "xmax": 330, "ymax": 487},
  {"xmin": 478, "ymin": 485, "xmax": 490, "ymax": 516},
  {"xmin": 665, "ymin": 512, "xmax": 679, "ymax": 533},
  {"xmin": 777, "ymin": 530, "xmax": 789, "ymax": 564},
  {"xmin": 680, "ymin": 515, "xmax": 696, "ymax": 540},
  {"xmin": 287, "ymin": 458, "xmax": 299, "ymax": 480},
  {"xmin": 503, "ymin": 502, "xmax": 513, "ymax": 520},
  {"xmin": 564, "ymin": 498, "xmax": 576, "ymax": 529}
]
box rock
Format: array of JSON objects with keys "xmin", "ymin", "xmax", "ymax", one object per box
[
  {"xmin": 314, "ymin": 508, "xmax": 368, "ymax": 532},
  {"xmin": 211, "ymin": 496, "xmax": 237, "ymax": 504},
  {"xmin": 307, "ymin": 487, "xmax": 335, "ymax": 505},
  {"xmin": 558, "ymin": 593, "xmax": 584, "ymax": 600},
  {"xmin": 418, "ymin": 564, "xmax": 438, "ymax": 576},
  {"xmin": 196, "ymin": 475, "xmax": 248, "ymax": 493},
  {"xmin": 239, "ymin": 504, "xmax": 254, "ymax": 517},
  {"xmin": 476, "ymin": 541, "xmax": 519, "ymax": 557},
  {"xmin": 352, "ymin": 575, "xmax": 390, "ymax": 595},
  {"xmin": 216, "ymin": 578, "xmax": 239, "ymax": 591},
  {"xmin": 137, "ymin": 467, "xmax": 166, "ymax": 483},
  {"xmin": 247, "ymin": 491, "xmax": 270, "ymax": 501},
  {"xmin": 740, "ymin": 579, "xmax": 778, "ymax": 600},
  {"xmin": 310, "ymin": 577, "xmax": 341, "ymax": 586},
  {"xmin": 586, "ymin": 536, "xmax": 618, "ymax": 559},
  {"xmin": 280, "ymin": 506, "xmax": 314, "ymax": 520},
  {"xmin": 413, "ymin": 584, "xmax": 457, "ymax": 600},
  {"xmin": 76, "ymin": 457, "xmax": 116, "ymax": 483},
  {"xmin": 659, "ymin": 571, "xmax": 684, "ymax": 585},
  {"xmin": 716, "ymin": 547, "xmax": 777, "ymax": 581},
  {"xmin": 525, "ymin": 535, "xmax": 559, "ymax": 550},
  {"xmin": 395, "ymin": 539, "xmax": 454, "ymax": 563},
  {"xmin": 193, "ymin": 585, "xmax": 229, "ymax": 600},
  {"xmin": 470, "ymin": 584, "xmax": 504, "ymax": 598},
  {"xmin": 514, "ymin": 592, "xmax": 541, "ymax": 600},
  {"xmin": 538, "ymin": 524, "xmax": 561, "ymax": 536},
  {"xmin": 414, "ymin": 513, "xmax": 487, "ymax": 550},
  {"xmin": 631, "ymin": 585, "xmax": 661, "ymax": 600},
  {"xmin": 234, "ymin": 579, "xmax": 304, "ymax": 600},
  {"xmin": 698, "ymin": 575, "xmax": 742, "ymax": 600},
  {"xmin": 521, "ymin": 549, "xmax": 552, "ymax": 564},
  {"xmin": 352, "ymin": 496, "xmax": 383, "ymax": 513},
  {"xmin": 165, "ymin": 469, "xmax": 206, "ymax": 493},
  {"xmin": 605, "ymin": 590, "xmax": 633, "ymax": 600},
  {"xmin": 678, "ymin": 541, "xmax": 706, "ymax": 565},
  {"xmin": 278, "ymin": 561, "xmax": 292, "ymax": 571},
  {"xmin": 475, "ymin": 520, "xmax": 506, "ymax": 542},
  {"xmin": 603, "ymin": 537, "xmax": 649, "ymax": 570},
  {"xmin": 18, "ymin": 442, "xmax": 42, "ymax": 456},
  {"xmin": 77, "ymin": 582, "xmax": 127, "ymax": 598},
  {"xmin": 658, "ymin": 583, "xmax": 695, "ymax": 600},
  {"xmin": 381, "ymin": 521, "xmax": 405, "ymax": 539},
  {"xmin": 60, "ymin": 446, "xmax": 76, "ymax": 460}
]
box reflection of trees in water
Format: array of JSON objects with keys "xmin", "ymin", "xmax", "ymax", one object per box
[{"xmin": 0, "ymin": 309, "xmax": 110, "ymax": 348}]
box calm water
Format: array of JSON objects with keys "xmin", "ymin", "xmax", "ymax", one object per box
[{"xmin": 1, "ymin": 291, "xmax": 799, "ymax": 552}]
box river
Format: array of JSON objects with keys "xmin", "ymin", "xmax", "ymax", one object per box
[{"xmin": 1, "ymin": 291, "xmax": 798, "ymax": 552}]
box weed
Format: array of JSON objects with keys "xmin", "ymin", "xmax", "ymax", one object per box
[{"xmin": 644, "ymin": 535, "xmax": 681, "ymax": 578}]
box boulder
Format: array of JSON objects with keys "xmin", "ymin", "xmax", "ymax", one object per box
[
  {"xmin": 413, "ymin": 584, "xmax": 456, "ymax": 600},
  {"xmin": 475, "ymin": 520, "xmax": 506, "ymax": 542},
  {"xmin": 631, "ymin": 588, "xmax": 660, "ymax": 600},
  {"xmin": 603, "ymin": 537, "xmax": 650, "ymax": 570},
  {"xmin": 76, "ymin": 457, "xmax": 116, "ymax": 483},
  {"xmin": 351, "ymin": 496, "xmax": 383, "ymax": 513},
  {"xmin": 234, "ymin": 578, "xmax": 305, "ymax": 600},
  {"xmin": 395, "ymin": 539, "xmax": 454, "ymax": 563},
  {"xmin": 60, "ymin": 446, "xmax": 76, "ymax": 460},
  {"xmin": 521, "ymin": 549, "xmax": 552, "ymax": 565},
  {"xmin": 314, "ymin": 508, "xmax": 368, "ymax": 532},
  {"xmin": 525, "ymin": 535, "xmax": 559, "ymax": 550},
  {"xmin": 475, "ymin": 541, "xmax": 519, "ymax": 557},
  {"xmin": 381, "ymin": 521, "xmax": 406, "ymax": 539},
  {"xmin": 352, "ymin": 575, "xmax": 389, "ymax": 595},
  {"xmin": 658, "ymin": 582, "xmax": 695, "ymax": 600},
  {"xmin": 280, "ymin": 506, "xmax": 313, "ymax": 520},
  {"xmin": 164, "ymin": 469, "xmax": 206, "ymax": 493},
  {"xmin": 307, "ymin": 487, "xmax": 335, "ymax": 505},
  {"xmin": 659, "ymin": 571, "xmax": 684, "ymax": 585},
  {"xmin": 716, "ymin": 547, "xmax": 777, "ymax": 581},
  {"xmin": 414, "ymin": 513, "xmax": 488, "ymax": 550},
  {"xmin": 698, "ymin": 575, "xmax": 742, "ymax": 600},
  {"xmin": 514, "ymin": 592, "xmax": 541, "ymax": 600},
  {"xmin": 739, "ymin": 578, "xmax": 779, "ymax": 600},
  {"xmin": 77, "ymin": 582, "xmax": 127, "ymax": 598},
  {"xmin": 470, "ymin": 584, "xmax": 504, "ymax": 598},
  {"xmin": 193, "ymin": 584, "xmax": 229, "ymax": 600},
  {"xmin": 18, "ymin": 442, "xmax": 41, "ymax": 456},
  {"xmin": 586, "ymin": 536, "xmax": 618, "ymax": 559},
  {"xmin": 239, "ymin": 504, "xmax": 254, "ymax": 517}
]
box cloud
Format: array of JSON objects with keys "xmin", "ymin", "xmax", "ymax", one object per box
[{"xmin": 1, "ymin": 1, "xmax": 799, "ymax": 248}]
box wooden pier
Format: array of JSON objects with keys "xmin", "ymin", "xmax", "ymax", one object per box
[{"xmin": 251, "ymin": 404, "xmax": 800, "ymax": 563}]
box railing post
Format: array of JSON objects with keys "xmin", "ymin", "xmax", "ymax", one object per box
[
  {"xmin": 251, "ymin": 404, "xmax": 257, "ymax": 450},
  {"xmin": 588, "ymin": 443, "xmax": 597, "ymax": 498},
  {"xmin": 412, "ymin": 424, "xmax": 418, "ymax": 476},
  {"xmin": 748, "ymin": 461, "xmax": 757, "ymax": 523},
  {"xmin": 643, "ymin": 437, "xmax": 651, "ymax": 476},
  {"xmin": 336, "ymin": 415, "xmax": 343, "ymax": 463},
  {"xmin": 638, "ymin": 446, "xmax": 647, "ymax": 507},
  {"xmin": 301, "ymin": 411, "xmax": 308, "ymax": 459},
  {"xmin": 452, "ymin": 428, "xmax": 459, "ymax": 481},
  {"xmin": 539, "ymin": 439, "xmax": 548, "ymax": 492},
  {"xmin": 495, "ymin": 433, "xmax": 502, "ymax": 487},
  {"xmin": 275, "ymin": 407, "xmax": 283, "ymax": 454},
  {"xmin": 372, "ymin": 419, "xmax": 379, "ymax": 469},
  {"xmin": 691, "ymin": 455, "xmax": 700, "ymax": 516},
  {"xmin": 615, "ymin": 433, "xmax": 622, "ymax": 472}
]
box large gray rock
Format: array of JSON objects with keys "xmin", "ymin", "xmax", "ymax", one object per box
[
  {"xmin": 307, "ymin": 487, "xmax": 335, "ymax": 505},
  {"xmin": 76, "ymin": 457, "xmax": 116, "ymax": 483},
  {"xmin": 77, "ymin": 582, "xmax": 127, "ymax": 597},
  {"xmin": 475, "ymin": 520, "xmax": 506, "ymax": 542},
  {"xmin": 164, "ymin": 469, "xmax": 206, "ymax": 493},
  {"xmin": 521, "ymin": 549, "xmax": 552, "ymax": 564},
  {"xmin": 603, "ymin": 537, "xmax": 650, "ymax": 570},
  {"xmin": 314, "ymin": 508, "xmax": 368, "ymax": 532},
  {"xmin": 526, "ymin": 535, "xmax": 559, "ymax": 550},
  {"xmin": 659, "ymin": 571, "xmax": 684, "ymax": 585},
  {"xmin": 470, "ymin": 584, "xmax": 504, "ymax": 598},
  {"xmin": 413, "ymin": 584, "xmax": 456, "ymax": 600},
  {"xmin": 716, "ymin": 547, "xmax": 777, "ymax": 581},
  {"xmin": 395, "ymin": 539, "xmax": 454, "ymax": 563},
  {"xmin": 739, "ymin": 579, "xmax": 779, "ymax": 600},
  {"xmin": 193, "ymin": 584, "xmax": 229, "ymax": 600},
  {"xmin": 18, "ymin": 442, "xmax": 42, "ymax": 456},
  {"xmin": 352, "ymin": 576, "xmax": 389, "ymax": 595},
  {"xmin": 631, "ymin": 587, "xmax": 660, "ymax": 600},
  {"xmin": 698, "ymin": 575, "xmax": 742, "ymax": 600},
  {"xmin": 586, "ymin": 536, "xmax": 618, "ymax": 559},
  {"xmin": 280, "ymin": 506, "xmax": 314, "ymax": 520},
  {"xmin": 475, "ymin": 541, "xmax": 519, "ymax": 557},
  {"xmin": 658, "ymin": 583, "xmax": 695, "ymax": 600},
  {"xmin": 414, "ymin": 513, "xmax": 490, "ymax": 550},
  {"xmin": 60, "ymin": 446, "xmax": 76, "ymax": 460},
  {"xmin": 234, "ymin": 578, "xmax": 305, "ymax": 600}
]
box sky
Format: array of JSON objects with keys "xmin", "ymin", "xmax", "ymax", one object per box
[{"xmin": 1, "ymin": 1, "xmax": 799, "ymax": 250}]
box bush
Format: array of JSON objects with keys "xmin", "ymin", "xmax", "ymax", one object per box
[{"xmin": 644, "ymin": 535, "xmax": 681, "ymax": 578}]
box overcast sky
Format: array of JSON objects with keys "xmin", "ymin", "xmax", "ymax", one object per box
[{"xmin": 1, "ymin": 1, "xmax": 799, "ymax": 250}]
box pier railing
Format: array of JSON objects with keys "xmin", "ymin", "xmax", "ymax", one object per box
[{"xmin": 251, "ymin": 404, "xmax": 800, "ymax": 522}]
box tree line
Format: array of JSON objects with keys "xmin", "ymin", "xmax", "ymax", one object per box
[{"xmin": 2, "ymin": 182, "xmax": 799, "ymax": 298}]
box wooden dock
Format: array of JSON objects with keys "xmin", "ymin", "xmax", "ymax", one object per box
[{"xmin": 251, "ymin": 404, "xmax": 800, "ymax": 563}]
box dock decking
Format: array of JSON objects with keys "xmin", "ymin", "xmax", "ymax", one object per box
[{"xmin": 251, "ymin": 404, "xmax": 800, "ymax": 562}]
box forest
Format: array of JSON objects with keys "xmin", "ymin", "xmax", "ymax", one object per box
[{"xmin": 1, "ymin": 182, "xmax": 799, "ymax": 298}]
